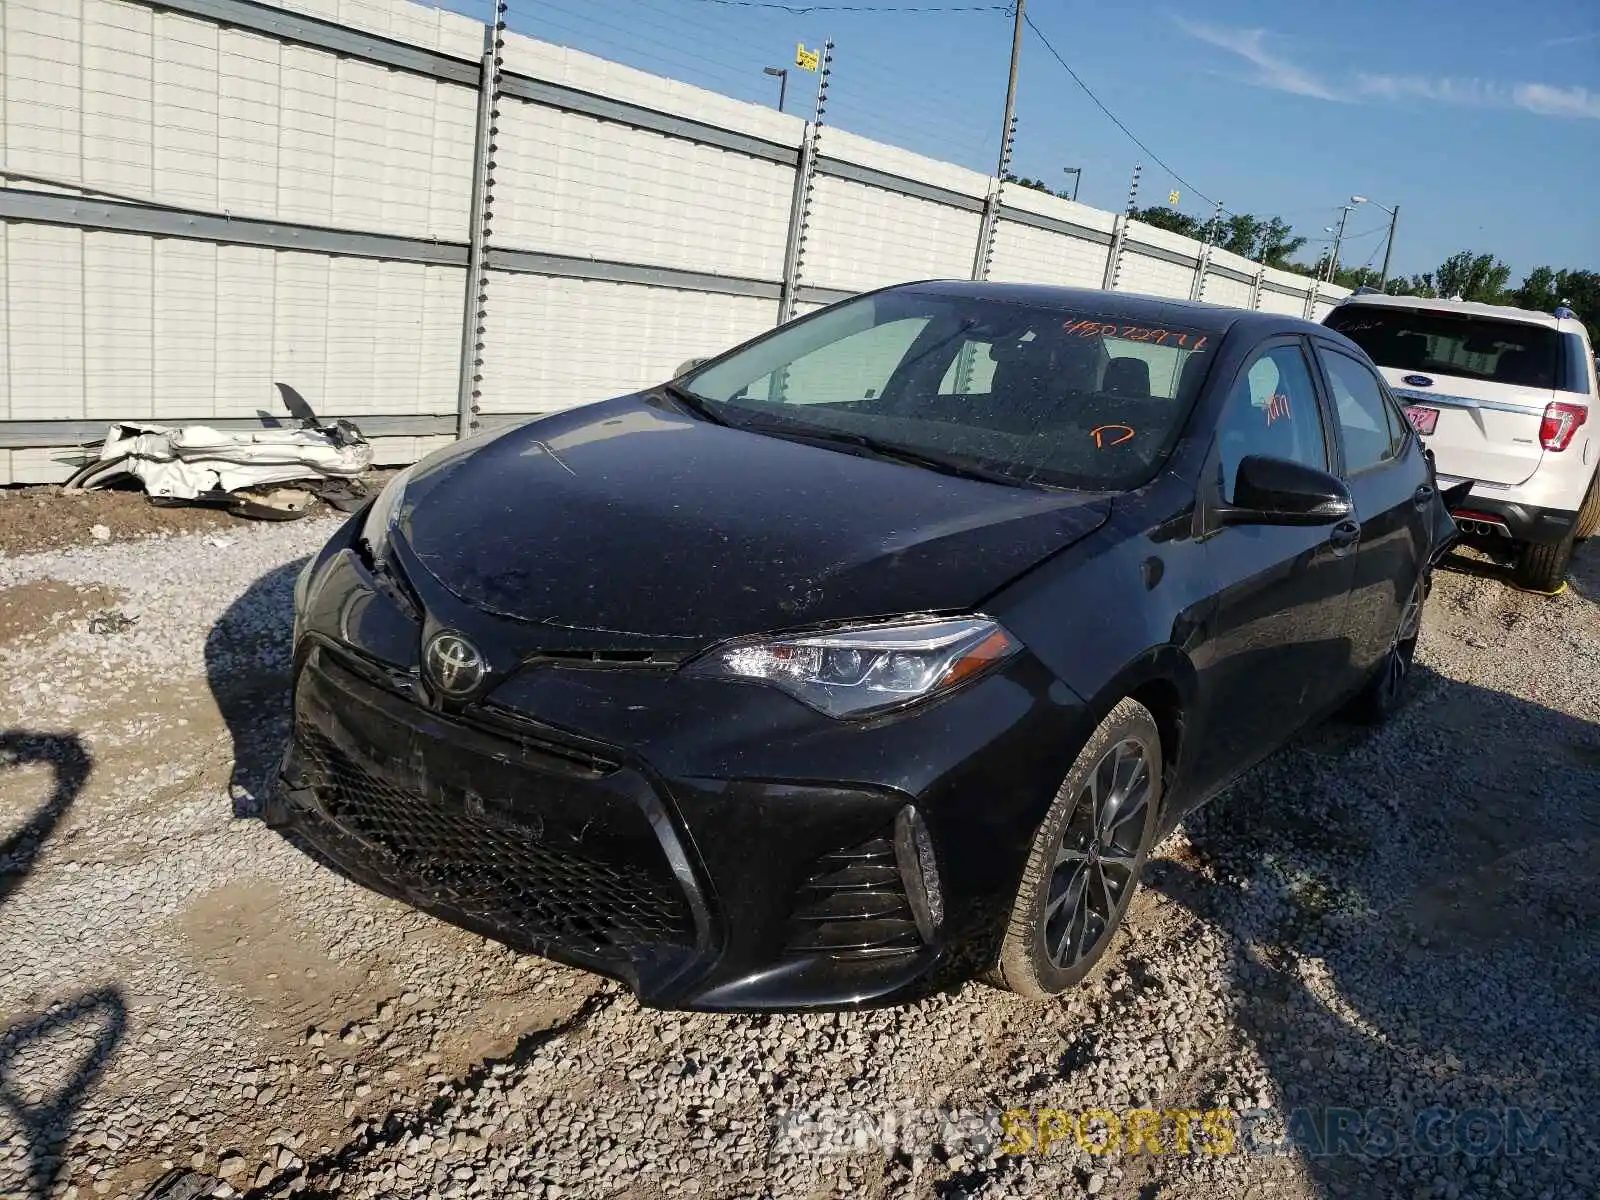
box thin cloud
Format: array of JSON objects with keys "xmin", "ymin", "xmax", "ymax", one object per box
[
  {"xmin": 1514, "ymin": 83, "xmax": 1600, "ymax": 119},
  {"xmin": 1356, "ymin": 73, "xmax": 1600, "ymax": 119},
  {"xmin": 1172, "ymin": 18, "xmax": 1340, "ymax": 101},
  {"xmin": 1355, "ymin": 74, "xmax": 1503, "ymax": 106},
  {"xmin": 1172, "ymin": 19, "xmax": 1600, "ymax": 122},
  {"xmin": 1542, "ymin": 31, "xmax": 1599, "ymax": 47}
]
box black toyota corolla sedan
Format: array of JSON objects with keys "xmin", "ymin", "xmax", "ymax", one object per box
[{"xmin": 275, "ymin": 282, "xmax": 1462, "ymax": 1009}]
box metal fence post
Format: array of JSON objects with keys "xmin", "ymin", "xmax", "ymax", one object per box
[
  {"xmin": 456, "ymin": 7, "xmax": 507, "ymax": 440},
  {"xmin": 1189, "ymin": 245, "xmax": 1210, "ymax": 301},
  {"xmin": 1101, "ymin": 215, "xmax": 1126, "ymax": 290},
  {"xmin": 971, "ymin": 115, "xmax": 1015, "ymax": 281},
  {"xmin": 777, "ymin": 39, "xmax": 831, "ymax": 324},
  {"xmin": 1102, "ymin": 164, "xmax": 1139, "ymax": 292},
  {"xmin": 1303, "ymin": 279, "xmax": 1320, "ymax": 320},
  {"xmin": 1250, "ymin": 267, "xmax": 1266, "ymax": 310}
]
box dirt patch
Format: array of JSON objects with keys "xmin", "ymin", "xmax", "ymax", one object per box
[
  {"xmin": 0, "ymin": 472, "xmax": 395, "ymax": 558},
  {"xmin": 0, "ymin": 486, "xmax": 245, "ymax": 557},
  {"xmin": 0, "ymin": 579, "xmax": 127, "ymax": 645}
]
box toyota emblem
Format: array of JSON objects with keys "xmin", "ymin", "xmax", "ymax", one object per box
[{"xmin": 424, "ymin": 632, "xmax": 487, "ymax": 697}]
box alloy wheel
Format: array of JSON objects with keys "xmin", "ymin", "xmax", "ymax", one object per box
[{"xmin": 1042, "ymin": 738, "xmax": 1153, "ymax": 970}]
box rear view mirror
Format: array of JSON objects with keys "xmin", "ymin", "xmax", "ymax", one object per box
[
  {"xmin": 1218, "ymin": 455, "xmax": 1353, "ymax": 526},
  {"xmin": 674, "ymin": 357, "xmax": 709, "ymax": 378}
]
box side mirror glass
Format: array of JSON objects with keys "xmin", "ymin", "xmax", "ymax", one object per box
[{"xmin": 1219, "ymin": 454, "xmax": 1352, "ymax": 526}]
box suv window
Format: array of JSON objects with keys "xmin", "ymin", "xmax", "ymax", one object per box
[
  {"xmin": 1558, "ymin": 331, "xmax": 1596, "ymax": 396},
  {"xmin": 1325, "ymin": 305, "xmax": 1560, "ymax": 388},
  {"xmin": 1320, "ymin": 347, "xmax": 1405, "ymax": 472},
  {"xmin": 1215, "ymin": 342, "xmax": 1327, "ymax": 501}
]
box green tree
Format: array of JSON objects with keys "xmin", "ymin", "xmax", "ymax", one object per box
[
  {"xmin": 1129, "ymin": 205, "xmax": 1201, "ymax": 238},
  {"xmin": 1431, "ymin": 251, "xmax": 1512, "ymax": 303},
  {"xmin": 1512, "ymin": 267, "xmax": 1600, "ymax": 327},
  {"xmin": 1002, "ymin": 173, "xmax": 1068, "ymax": 200},
  {"xmin": 1256, "ymin": 217, "xmax": 1308, "ymax": 268}
]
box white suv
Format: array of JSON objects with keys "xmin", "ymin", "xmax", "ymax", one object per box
[{"xmin": 1324, "ymin": 294, "xmax": 1599, "ymax": 592}]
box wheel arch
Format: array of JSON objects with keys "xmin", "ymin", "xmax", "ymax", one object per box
[{"xmin": 1078, "ymin": 645, "xmax": 1199, "ymax": 819}]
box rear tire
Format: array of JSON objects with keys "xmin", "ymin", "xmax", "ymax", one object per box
[
  {"xmin": 991, "ymin": 698, "xmax": 1162, "ymax": 999},
  {"xmin": 1346, "ymin": 572, "xmax": 1425, "ymax": 726},
  {"xmin": 1575, "ymin": 472, "xmax": 1600, "ymax": 540},
  {"xmin": 1514, "ymin": 533, "xmax": 1574, "ymax": 594}
]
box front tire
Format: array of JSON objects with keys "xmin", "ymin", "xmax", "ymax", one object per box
[{"xmin": 992, "ymin": 697, "xmax": 1162, "ymax": 998}]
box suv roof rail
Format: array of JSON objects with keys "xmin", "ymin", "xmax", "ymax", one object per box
[{"xmin": 1350, "ymin": 285, "xmax": 1382, "ymax": 296}]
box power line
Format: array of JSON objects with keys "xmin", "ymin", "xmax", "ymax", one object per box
[
  {"xmin": 682, "ymin": 0, "xmax": 1008, "ymax": 12},
  {"xmin": 1022, "ymin": 11, "xmax": 1216, "ymax": 207}
]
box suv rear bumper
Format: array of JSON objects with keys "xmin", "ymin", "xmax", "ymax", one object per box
[{"xmin": 1442, "ymin": 486, "xmax": 1578, "ymax": 545}]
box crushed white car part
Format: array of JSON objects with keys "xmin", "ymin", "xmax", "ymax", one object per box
[{"xmin": 63, "ymin": 421, "xmax": 372, "ymax": 501}]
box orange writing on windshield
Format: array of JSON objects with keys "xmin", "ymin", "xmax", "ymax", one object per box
[
  {"xmin": 1091, "ymin": 424, "xmax": 1136, "ymax": 448},
  {"xmin": 1061, "ymin": 320, "xmax": 1208, "ymax": 351}
]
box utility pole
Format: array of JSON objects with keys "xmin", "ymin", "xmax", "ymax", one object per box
[
  {"xmin": 1204, "ymin": 199, "xmax": 1224, "ymax": 246},
  {"xmin": 994, "ymin": 0, "xmax": 1025, "ymax": 183},
  {"xmin": 1325, "ymin": 204, "xmax": 1353, "ymax": 284},
  {"xmin": 1378, "ymin": 203, "xmax": 1400, "ymax": 290}
]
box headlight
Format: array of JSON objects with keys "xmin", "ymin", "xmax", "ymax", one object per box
[
  {"xmin": 359, "ymin": 465, "xmax": 415, "ymax": 567},
  {"xmin": 688, "ymin": 616, "xmax": 1019, "ymax": 718}
]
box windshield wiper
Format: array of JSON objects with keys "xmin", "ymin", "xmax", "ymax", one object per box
[
  {"xmin": 659, "ymin": 381, "xmax": 734, "ymax": 427},
  {"xmin": 752, "ymin": 423, "xmax": 1039, "ymax": 489}
]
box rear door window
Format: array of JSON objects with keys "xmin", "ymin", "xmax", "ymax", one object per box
[{"xmin": 1320, "ymin": 348, "xmax": 1405, "ymax": 472}]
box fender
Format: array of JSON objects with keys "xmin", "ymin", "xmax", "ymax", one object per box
[{"xmin": 1074, "ymin": 643, "xmax": 1202, "ymax": 827}]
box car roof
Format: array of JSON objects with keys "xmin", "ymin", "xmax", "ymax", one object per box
[
  {"xmin": 890, "ymin": 280, "xmax": 1328, "ymax": 338},
  {"xmin": 1334, "ymin": 291, "xmax": 1589, "ymax": 339}
]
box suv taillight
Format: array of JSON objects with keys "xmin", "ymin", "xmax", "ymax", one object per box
[{"xmin": 1540, "ymin": 401, "xmax": 1588, "ymax": 451}]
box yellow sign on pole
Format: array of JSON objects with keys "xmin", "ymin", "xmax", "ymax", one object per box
[
  {"xmin": 796, "ymin": 42, "xmax": 820, "ymax": 72},
  {"xmin": 1169, "ymin": 190, "xmax": 1181, "ymax": 205}
]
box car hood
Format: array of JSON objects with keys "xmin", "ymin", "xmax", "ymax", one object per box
[{"xmin": 398, "ymin": 395, "xmax": 1112, "ymax": 645}]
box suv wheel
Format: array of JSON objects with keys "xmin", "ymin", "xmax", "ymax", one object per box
[
  {"xmin": 1514, "ymin": 533, "xmax": 1574, "ymax": 594},
  {"xmin": 1576, "ymin": 472, "xmax": 1600, "ymax": 540},
  {"xmin": 991, "ymin": 697, "xmax": 1162, "ymax": 998}
]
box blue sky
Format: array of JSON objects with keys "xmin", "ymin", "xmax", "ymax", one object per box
[{"xmin": 466, "ymin": 0, "xmax": 1599, "ymax": 284}]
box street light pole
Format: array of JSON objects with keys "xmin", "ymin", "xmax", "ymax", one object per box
[
  {"xmin": 763, "ymin": 65, "xmax": 788, "ymax": 112},
  {"xmin": 1062, "ymin": 166, "xmax": 1081, "ymax": 201}
]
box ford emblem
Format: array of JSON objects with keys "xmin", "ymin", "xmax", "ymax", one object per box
[{"xmin": 1403, "ymin": 374, "xmax": 1434, "ymax": 387}]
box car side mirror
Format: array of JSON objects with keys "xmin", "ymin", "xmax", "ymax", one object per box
[
  {"xmin": 674, "ymin": 356, "xmax": 709, "ymax": 378},
  {"xmin": 1216, "ymin": 454, "xmax": 1353, "ymax": 526}
]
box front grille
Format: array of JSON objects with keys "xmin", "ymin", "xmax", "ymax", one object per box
[
  {"xmin": 785, "ymin": 833, "xmax": 922, "ymax": 957},
  {"xmin": 296, "ymin": 724, "xmax": 694, "ymax": 957}
]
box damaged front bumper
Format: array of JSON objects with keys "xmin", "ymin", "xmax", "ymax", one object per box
[{"xmin": 273, "ymin": 519, "xmax": 1086, "ymax": 1011}]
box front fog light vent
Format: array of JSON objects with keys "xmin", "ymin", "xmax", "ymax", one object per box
[
  {"xmin": 784, "ymin": 832, "xmax": 922, "ymax": 956},
  {"xmin": 893, "ymin": 805, "xmax": 943, "ymax": 942}
]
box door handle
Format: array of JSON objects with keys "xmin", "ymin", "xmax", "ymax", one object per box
[
  {"xmin": 1328, "ymin": 520, "xmax": 1361, "ymax": 552},
  {"xmin": 1412, "ymin": 483, "xmax": 1435, "ymax": 508}
]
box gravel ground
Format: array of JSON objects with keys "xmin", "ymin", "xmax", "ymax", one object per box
[{"xmin": 1, "ymin": 517, "xmax": 1596, "ymax": 1200}]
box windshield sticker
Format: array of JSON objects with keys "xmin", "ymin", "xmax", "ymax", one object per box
[
  {"xmin": 1061, "ymin": 320, "xmax": 1208, "ymax": 350},
  {"xmin": 1091, "ymin": 424, "xmax": 1136, "ymax": 448}
]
